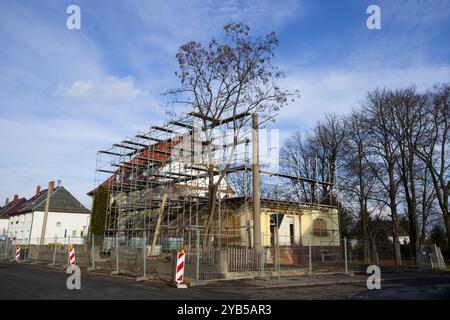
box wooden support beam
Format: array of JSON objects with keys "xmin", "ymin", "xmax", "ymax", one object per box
[{"xmin": 150, "ymin": 193, "xmax": 168, "ymax": 256}]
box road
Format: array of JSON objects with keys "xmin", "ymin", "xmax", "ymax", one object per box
[{"xmin": 0, "ymin": 262, "xmax": 449, "ymax": 300}]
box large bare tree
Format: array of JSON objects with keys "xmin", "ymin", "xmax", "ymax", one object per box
[
  {"xmin": 416, "ymin": 84, "xmax": 450, "ymax": 250},
  {"xmin": 167, "ymin": 23, "xmax": 299, "ymax": 243},
  {"xmin": 362, "ymin": 89, "xmax": 403, "ymax": 267}
]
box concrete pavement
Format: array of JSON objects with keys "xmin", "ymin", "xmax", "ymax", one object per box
[{"xmin": 1, "ymin": 262, "xmax": 450, "ymax": 300}]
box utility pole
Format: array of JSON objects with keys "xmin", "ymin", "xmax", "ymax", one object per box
[
  {"xmin": 252, "ymin": 114, "xmax": 262, "ymax": 250},
  {"xmin": 40, "ymin": 181, "xmax": 55, "ymax": 245}
]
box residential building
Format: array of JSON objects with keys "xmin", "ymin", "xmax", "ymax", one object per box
[{"xmin": 6, "ymin": 182, "xmax": 91, "ymax": 244}]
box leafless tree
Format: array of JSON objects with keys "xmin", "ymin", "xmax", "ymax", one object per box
[
  {"xmin": 362, "ymin": 89, "xmax": 403, "ymax": 267},
  {"xmin": 415, "ymin": 84, "xmax": 450, "ymax": 249},
  {"xmin": 166, "ymin": 23, "xmax": 299, "ymax": 243},
  {"xmin": 341, "ymin": 110, "xmax": 379, "ymax": 263},
  {"xmin": 389, "ymin": 87, "xmax": 428, "ymax": 264}
]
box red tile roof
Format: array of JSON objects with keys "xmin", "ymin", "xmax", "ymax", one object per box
[{"xmin": 88, "ymin": 138, "xmax": 182, "ymax": 196}]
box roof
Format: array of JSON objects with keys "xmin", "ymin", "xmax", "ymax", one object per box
[
  {"xmin": 0, "ymin": 198, "xmax": 28, "ymax": 219},
  {"xmin": 88, "ymin": 138, "xmax": 182, "ymax": 196},
  {"xmin": 8, "ymin": 186, "xmax": 90, "ymax": 216},
  {"xmin": 223, "ymin": 197, "xmax": 337, "ymax": 211}
]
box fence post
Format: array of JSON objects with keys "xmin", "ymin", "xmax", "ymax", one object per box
[
  {"xmin": 4, "ymin": 240, "xmax": 9, "ymax": 261},
  {"xmin": 112, "ymin": 233, "xmax": 119, "ymax": 274},
  {"xmin": 309, "ymin": 243, "xmax": 312, "ymax": 275},
  {"xmin": 35, "ymin": 239, "xmax": 40, "ymax": 264},
  {"xmin": 52, "ymin": 237, "xmax": 57, "ymax": 265},
  {"xmin": 196, "ymin": 230, "xmax": 200, "ymax": 282},
  {"xmin": 91, "ymin": 234, "xmax": 95, "ymax": 270},
  {"xmin": 344, "ymin": 237, "xmax": 348, "ymax": 274},
  {"xmin": 143, "ymin": 233, "xmax": 147, "ymax": 279}
]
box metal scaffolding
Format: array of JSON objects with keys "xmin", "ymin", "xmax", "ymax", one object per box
[{"xmin": 92, "ymin": 111, "xmax": 340, "ymax": 249}]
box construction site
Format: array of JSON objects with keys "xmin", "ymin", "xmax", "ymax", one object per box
[
  {"xmin": 2, "ymin": 111, "xmax": 445, "ymax": 283},
  {"xmin": 89, "ymin": 111, "xmax": 343, "ymax": 282}
]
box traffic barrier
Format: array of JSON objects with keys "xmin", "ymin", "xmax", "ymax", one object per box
[
  {"xmin": 69, "ymin": 245, "xmax": 76, "ymax": 266},
  {"xmin": 15, "ymin": 245, "xmax": 20, "ymax": 262},
  {"xmin": 175, "ymin": 250, "xmax": 187, "ymax": 288}
]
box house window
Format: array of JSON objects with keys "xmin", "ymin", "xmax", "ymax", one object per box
[
  {"xmin": 56, "ymin": 222, "xmax": 62, "ymax": 227},
  {"xmin": 21, "ymin": 215, "xmax": 25, "ymax": 223},
  {"xmin": 72, "ymin": 230, "xmax": 77, "ymax": 237},
  {"xmin": 312, "ymin": 218, "xmax": 329, "ymax": 237}
]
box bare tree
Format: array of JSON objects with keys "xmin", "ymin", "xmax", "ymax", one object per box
[
  {"xmin": 416, "ymin": 84, "xmax": 450, "ymax": 249},
  {"xmin": 362, "ymin": 89, "xmax": 403, "ymax": 267},
  {"xmin": 309, "ymin": 114, "xmax": 346, "ymax": 205},
  {"xmin": 280, "ymin": 131, "xmax": 316, "ymax": 202},
  {"xmin": 341, "ymin": 110, "xmax": 379, "ymax": 263},
  {"xmin": 166, "ymin": 23, "xmax": 299, "ymax": 243},
  {"xmin": 389, "ymin": 86, "xmax": 428, "ymax": 264}
]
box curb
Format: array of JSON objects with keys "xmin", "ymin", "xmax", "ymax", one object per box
[{"xmin": 259, "ymin": 279, "xmax": 364, "ymax": 289}]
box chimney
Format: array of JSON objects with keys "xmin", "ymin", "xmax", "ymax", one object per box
[
  {"xmin": 13, "ymin": 194, "xmax": 19, "ymax": 205},
  {"xmin": 4, "ymin": 198, "xmax": 9, "ymax": 206},
  {"xmin": 48, "ymin": 181, "xmax": 55, "ymax": 194},
  {"xmin": 36, "ymin": 185, "xmax": 41, "ymax": 196}
]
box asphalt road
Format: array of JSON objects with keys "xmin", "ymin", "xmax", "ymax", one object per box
[{"xmin": 1, "ymin": 262, "xmax": 450, "ymax": 300}]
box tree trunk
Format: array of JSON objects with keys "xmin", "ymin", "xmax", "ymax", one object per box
[
  {"xmin": 203, "ymin": 184, "xmax": 218, "ymax": 248},
  {"xmin": 361, "ymin": 200, "xmax": 370, "ymax": 264},
  {"xmin": 445, "ymin": 213, "xmax": 450, "ymax": 256},
  {"xmin": 389, "ymin": 190, "xmax": 402, "ymax": 268}
]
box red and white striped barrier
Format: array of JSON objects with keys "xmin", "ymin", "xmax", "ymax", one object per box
[
  {"xmin": 69, "ymin": 245, "xmax": 76, "ymax": 266},
  {"xmin": 15, "ymin": 245, "xmax": 21, "ymax": 262},
  {"xmin": 175, "ymin": 250, "xmax": 186, "ymax": 287}
]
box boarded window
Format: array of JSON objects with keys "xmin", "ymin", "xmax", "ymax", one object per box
[{"xmin": 312, "ymin": 218, "xmax": 328, "ymax": 237}]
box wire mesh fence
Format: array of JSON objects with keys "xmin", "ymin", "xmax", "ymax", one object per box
[{"xmin": 0, "ymin": 234, "xmax": 447, "ymax": 283}]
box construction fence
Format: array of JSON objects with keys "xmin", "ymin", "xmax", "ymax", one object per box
[{"xmin": 0, "ymin": 235, "xmax": 446, "ymax": 283}]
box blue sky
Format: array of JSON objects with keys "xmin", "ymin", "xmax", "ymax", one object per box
[{"xmin": 0, "ymin": 0, "xmax": 449, "ymax": 207}]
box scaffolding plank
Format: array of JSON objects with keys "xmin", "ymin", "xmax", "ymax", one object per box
[
  {"xmin": 99, "ymin": 150, "xmax": 123, "ymax": 156},
  {"xmin": 151, "ymin": 126, "xmax": 180, "ymax": 134},
  {"xmin": 123, "ymin": 140, "xmax": 149, "ymax": 148},
  {"xmin": 113, "ymin": 144, "xmax": 140, "ymax": 151},
  {"xmin": 168, "ymin": 120, "xmax": 195, "ymax": 130},
  {"xmin": 136, "ymin": 135, "xmax": 163, "ymax": 142}
]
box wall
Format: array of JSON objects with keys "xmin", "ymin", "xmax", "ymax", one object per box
[
  {"xmin": 0, "ymin": 218, "xmax": 9, "ymax": 236},
  {"xmin": 8, "ymin": 211, "xmax": 90, "ymax": 245},
  {"xmin": 8, "ymin": 212, "xmax": 33, "ymax": 244},
  {"xmin": 30, "ymin": 211, "xmax": 90, "ymax": 244},
  {"xmin": 259, "ymin": 208, "xmax": 340, "ymax": 247},
  {"xmin": 300, "ymin": 209, "xmax": 340, "ymax": 246}
]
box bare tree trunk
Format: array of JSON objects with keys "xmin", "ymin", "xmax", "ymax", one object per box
[
  {"xmin": 445, "ymin": 213, "xmax": 450, "ymax": 255},
  {"xmin": 203, "ymin": 183, "xmax": 218, "ymax": 248},
  {"xmin": 388, "ymin": 166, "xmax": 402, "ymax": 268}
]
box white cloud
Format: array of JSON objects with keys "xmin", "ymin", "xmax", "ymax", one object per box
[
  {"xmin": 277, "ymin": 64, "xmax": 450, "ymax": 129},
  {"xmin": 58, "ymin": 76, "xmax": 146, "ymax": 102},
  {"xmin": 101, "ymin": 76, "xmax": 144, "ymax": 101},
  {"xmin": 62, "ymin": 80, "xmax": 93, "ymax": 98}
]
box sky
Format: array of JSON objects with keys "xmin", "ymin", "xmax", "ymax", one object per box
[{"xmin": 0, "ymin": 0, "xmax": 449, "ymax": 208}]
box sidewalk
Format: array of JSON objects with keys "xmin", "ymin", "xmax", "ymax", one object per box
[
  {"xmin": 246, "ymin": 273, "xmax": 364, "ymax": 289},
  {"xmin": 202, "ymin": 270, "xmax": 450, "ymax": 290}
]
